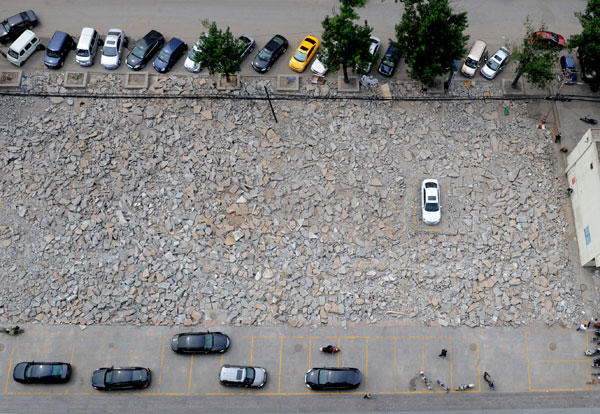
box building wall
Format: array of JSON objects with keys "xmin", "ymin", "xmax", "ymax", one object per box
[{"xmin": 565, "ymin": 129, "xmax": 600, "ymax": 267}]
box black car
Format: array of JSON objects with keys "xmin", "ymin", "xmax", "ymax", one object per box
[
  {"xmin": 252, "ymin": 34, "xmax": 288, "ymax": 73},
  {"xmin": 171, "ymin": 332, "xmax": 231, "ymax": 354},
  {"xmin": 378, "ymin": 44, "xmax": 401, "ymax": 77},
  {"xmin": 13, "ymin": 361, "xmax": 71, "ymax": 384},
  {"xmin": 579, "ymin": 52, "xmax": 599, "ymax": 92},
  {"xmin": 92, "ymin": 367, "xmax": 151, "ymax": 391},
  {"xmin": 0, "ymin": 10, "xmax": 38, "ymax": 44},
  {"xmin": 153, "ymin": 37, "xmax": 187, "ymax": 73},
  {"xmin": 126, "ymin": 30, "xmax": 165, "ymax": 70},
  {"xmin": 305, "ymin": 367, "xmax": 361, "ymax": 390}
]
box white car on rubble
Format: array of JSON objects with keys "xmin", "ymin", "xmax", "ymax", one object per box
[{"xmin": 421, "ymin": 179, "xmax": 441, "ymax": 225}]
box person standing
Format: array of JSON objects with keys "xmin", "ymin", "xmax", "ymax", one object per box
[{"xmin": 439, "ymin": 349, "xmax": 448, "ymax": 358}]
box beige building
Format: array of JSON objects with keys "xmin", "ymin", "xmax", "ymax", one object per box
[{"xmin": 565, "ymin": 128, "xmax": 600, "ymax": 267}]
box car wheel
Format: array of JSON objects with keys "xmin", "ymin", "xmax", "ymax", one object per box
[
  {"xmin": 266, "ymin": 65, "xmax": 271, "ymax": 72},
  {"xmin": 19, "ymin": 61, "xmax": 24, "ymax": 67}
]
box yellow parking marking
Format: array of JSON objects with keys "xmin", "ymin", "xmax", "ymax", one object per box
[
  {"xmin": 477, "ymin": 342, "xmax": 481, "ymax": 392},
  {"xmin": 525, "ymin": 329, "xmax": 531, "ymax": 391},
  {"xmin": 187, "ymin": 355, "xmax": 193, "ymax": 394},
  {"xmin": 250, "ymin": 336, "xmax": 255, "ymax": 365},
  {"xmin": 536, "ymin": 359, "xmax": 589, "ymax": 363},
  {"xmin": 278, "ymin": 336, "xmax": 283, "ymax": 393},
  {"xmin": 365, "ymin": 337, "xmax": 369, "ymax": 384},
  {"xmin": 449, "ymin": 336, "xmax": 453, "ymax": 390},
  {"xmin": 531, "ymin": 387, "xmax": 591, "ymax": 392},
  {"xmin": 337, "ymin": 337, "xmax": 341, "ymax": 367},
  {"xmin": 393, "ymin": 336, "xmax": 398, "ymax": 392},
  {"xmin": 158, "ymin": 338, "xmax": 165, "ymax": 386},
  {"xmin": 308, "ymin": 337, "xmax": 313, "ymax": 369},
  {"xmin": 421, "ymin": 337, "xmax": 425, "ymax": 371},
  {"xmin": 587, "ymin": 330, "xmax": 592, "ymax": 390},
  {"xmin": 69, "ymin": 344, "xmax": 75, "ymax": 365},
  {"xmin": 4, "ymin": 345, "xmax": 14, "ymax": 394}
]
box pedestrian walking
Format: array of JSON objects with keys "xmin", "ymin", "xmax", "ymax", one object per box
[
  {"xmin": 560, "ymin": 146, "xmax": 569, "ymax": 153},
  {"xmin": 439, "ymin": 349, "xmax": 448, "ymax": 358},
  {"xmin": 555, "ymin": 133, "xmax": 562, "ymax": 143},
  {"xmin": 363, "ymin": 392, "xmax": 373, "ymax": 399},
  {"xmin": 578, "ymin": 323, "xmax": 588, "ymax": 331},
  {"xmin": 566, "ymin": 188, "xmax": 573, "ymax": 196}
]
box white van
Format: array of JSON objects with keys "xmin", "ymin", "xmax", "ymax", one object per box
[
  {"xmin": 461, "ymin": 40, "xmax": 487, "ymax": 78},
  {"xmin": 7, "ymin": 30, "xmax": 40, "ymax": 67},
  {"xmin": 75, "ymin": 27, "xmax": 100, "ymax": 66}
]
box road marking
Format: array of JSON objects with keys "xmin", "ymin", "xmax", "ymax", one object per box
[
  {"xmin": 421, "ymin": 336, "xmax": 425, "ymax": 371},
  {"xmin": 536, "ymin": 359, "xmax": 589, "ymax": 363},
  {"xmin": 365, "ymin": 337, "xmax": 369, "ymax": 385},
  {"xmin": 188, "ymin": 355, "xmax": 193, "ymax": 394},
  {"xmin": 308, "ymin": 337, "xmax": 313, "ymax": 369},
  {"xmin": 587, "ymin": 329, "xmax": 592, "ymax": 391},
  {"xmin": 476, "ymin": 342, "xmax": 481, "ymax": 392},
  {"xmin": 250, "ymin": 336, "xmax": 255, "ymax": 365},
  {"xmin": 393, "ymin": 336, "xmax": 397, "ymax": 393},
  {"xmin": 337, "ymin": 337, "xmax": 341, "ymax": 367},
  {"xmin": 4, "ymin": 345, "xmax": 14, "ymax": 394},
  {"xmin": 525, "ymin": 329, "xmax": 531, "ymax": 392},
  {"xmin": 158, "ymin": 338, "xmax": 166, "ymax": 387},
  {"xmin": 449, "ymin": 336, "xmax": 453, "ymax": 390},
  {"xmin": 278, "ymin": 336, "xmax": 283, "ymax": 394},
  {"xmin": 531, "ymin": 387, "xmax": 591, "ymax": 392},
  {"xmin": 69, "ymin": 343, "xmax": 75, "ymax": 365}
]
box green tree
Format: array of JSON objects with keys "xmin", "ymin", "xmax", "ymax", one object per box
[
  {"xmin": 394, "ymin": 0, "xmax": 468, "ymax": 86},
  {"xmin": 511, "ymin": 17, "xmax": 561, "ymax": 89},
  {"xmin": 569, "ymin": 0, "xmax": 600, "ymax": 91},
  {"xmin": 195, "ymin": 20, "xmax": 245, "ymax": 82},
  {"xmin": 321, "ymin": 2, "xmax": 375, "ymax": 83}
]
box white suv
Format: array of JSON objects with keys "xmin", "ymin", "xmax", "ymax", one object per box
[{"xmin": 219, "ymin": 365, "xmax": 267, "ymax": 388}]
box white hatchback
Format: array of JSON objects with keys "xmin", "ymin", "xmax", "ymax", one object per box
[
  {"xmin": 101, "ymin": 29, "xmax": 125, "ymax": 70},
  {"xmin": 480, "ymin": 47, "xmax": 510, "ymax": 80},
  {"xmin": 421, "ymin": 179, "xmax": 441, "ymax": 225}
]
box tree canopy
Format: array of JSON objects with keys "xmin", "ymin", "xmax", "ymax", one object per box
[
  {"xmin": 195, "ymin": 20, "xmax": 245, "ymax": 81},
  {"xmin": 569, "ymin": 0, "xmax": 600, "ymax": 90},
  {"xmin": 321, "ymin": 2, "xmax": 374, "ymax": 83},
  {"xmin": 394, "ymin": 0, "xmax": 468, "ymax": 86}
]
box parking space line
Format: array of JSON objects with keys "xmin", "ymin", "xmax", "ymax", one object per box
[
  {"xmin": 525, "ymin": 329, "xmax": 532, "ymax": 391},
  {"xmin": 531, "ymin": 387, "xmax": 591, "ymax": 392},
  {"xmin": 250, "ymin": 336, "xmax": 255, "ymax": 365},
  {"xmin": 337, "ymin": 336, "xmax": 341, "ymax": 367},
  {"xmin": 4, "ymin": 345, "xmax": 14, "ymax": 394},
  {"xmin": 187, "ymin": 355, "xmax": 193, "ymax": 394},
  {"xmin": 421, "ymin": 336, "xmax": 425, "ymax": 371},
  {"xmin": 158, "ymin": 338, "xmax": 165, "ymax": 387},
  {"xmin": 393, "ymin": 336, "xmax": 397, "ymax": 393},
  {"xmin": 365, "ymin": 337, "xmax": 369, "ymax": 385},
  {"xmin": 69, "ymin": 344, "xmax": 75, "ymax": 365},
  {"xmin": 278, "ymin": 336, "xmax": 283, "ymax": 393},
  {"xmin": 449, "ymin": 336, "xmax": 453, "ymax": 390},
  {"xmin": 477, "ymin": 342, "xmax": 481, "ymax": 392},
  {"xmin": 536, "ymin": 359, "xmax": 589, "ymax": 363},
  {"xmin": 308, "ymin": 337, "xmax": 314, "ymax": 369}
]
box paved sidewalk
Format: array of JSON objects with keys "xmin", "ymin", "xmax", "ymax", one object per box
[{"xmin": 0, "ymin": 324, "xmax": 595, "ymax": 398}]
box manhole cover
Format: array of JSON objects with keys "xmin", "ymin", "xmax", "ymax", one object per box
[
  {"xmin": 549, "ymin": 342, "xmax": 557, "ymax": 351},
  {"xmin": 294, "ymin": 344, "xmax": 302, "ymax": 352},
  {"xmin": 408, "ymin": 376, "xmax": 417, "ymax": 391},
  {"xmin": 469, "ymin": 343, "xmax": 477, "ymax": 351}
]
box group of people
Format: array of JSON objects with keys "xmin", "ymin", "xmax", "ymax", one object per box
[{"xmin": 577, "ymin": 317, "xmax": 600, "ymax": 331}]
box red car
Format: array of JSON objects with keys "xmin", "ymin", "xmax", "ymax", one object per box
[{"xmin": 530, "ymin": 31, "xmax": 565, "ymax": 47}]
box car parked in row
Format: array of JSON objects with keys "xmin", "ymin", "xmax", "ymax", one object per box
[
  {"xmin": 560, "ymin": 55, "xmax": 577, "ymax": 84},
  {"xmin": 252, "ymin": 34, "xmax": 288, "ymax": 73},
  {"xmin": 7, "ymin": 30, "xmax": 41, "ymax": 67},
  {"xmin": 238, "ymin": 34, "xmax": 255, "ymax": 61},
  {"xmin": 184, "ymin": 34, "xmax": 208, "ymax": 73},
  {"xmin": 75, "ymin": 27, "xmax": 101, "ymax": 67},
  {"xmin": 101, "ymin": 29, "xmax": 126, "ymax": 70},
  {"xmin": 305, "ymin": 367, "xmax": 361, "ymax": 390},
  {"xmin": 378, "ymin": 44, "xmax": 401, "ymax": 77},
  {"xmin": 461, "ymin": 39, "xmax": 487, "ymax": 78},
  {"xmin": 530, "ymin": 31, "xmax": 565, "ymax": 47},
  {"xmin": 153, "ymin": 37, "xmax": 187, "ymax": 73},
  {"xmin": 289, "ymin": 35, "xmax": 319, "ymax": 73},
  {"xmin": 0, "ymin": 10, "xmax": 38, "ymax": 44},
  {"xmin": 480, "ymin": 46, "xmax": 509, "ymax": 80},
  {"xmin": 171, "ymin": 331, "xmax": 231, "ymax": 354},
  {"xmin": 579, "ymin": 52, "xmax": 599, "ymax": 92},
  {"xmin": 13, "ymin": 361, "xmax": 71, "ymax": 384},
  {"xmin": 359, "ymin": 36, "xmax": 381, "ymax": 75},
  {"xmin": 92, "ymin": 366, "xmax": 151, "ymax": 391},
  {"xmin": 127, "ymin": 29, "xmax": 165, "ymax": 71},
  {"xmin": 219, "ymin": 365, "xmax": 267, "ymax": 388},
  {"xmin": 44, "ymin": 31, "xmax": 75, "ymax": 69}
]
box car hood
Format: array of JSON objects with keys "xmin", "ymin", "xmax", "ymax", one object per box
[
  {"xmin": 153, "ymin": 57, "xmax": 168, "ymax": 71},
  {"xmin": 480, "ymin": 64, "xmax": 495, "ymax": 78},
  {"xmin": 184, "ymin": 56, "xmax": 201, "ymax": 72},
  {"xmin": 253, "ymin": 368, "xmax": 267, "ymax": 386},
  {"xmin": 253, "ymin": 55, "xmax": 268, "ymax": 70},
  {"xmin": 311, "ymin": 58, "xmax": 327, "ymax": 75},
  {"xmin": 423, "ymin": 210, "xmax": 441, "ymax": 224},
  {"xmin": 379, "ymin": 63, "xmax": 394, "ymax": 76},
  {"xmin": 305, "ymin": 369, "xmax": 318, "ymax": 385},
  {"xmin": 212, "ymin": 334, "xmax": 230, "ymax": 351},
  {"xmin": 92, "ymin": 369, "xmax": 107, "ymax": 388},
  {"xmin": 127, "ymin": 53, "xmax": 143, "ymax": 68},
  {"xmin": 13, "ymin": 362, "xmax": 27, "ymax": 380},
  {"xmin": 101, "ymin": 55, "xmax": 119, "ymax": 67},
  {"xmin": 44, "ymin": 55, "xmax": 61, "ymax": 67}
]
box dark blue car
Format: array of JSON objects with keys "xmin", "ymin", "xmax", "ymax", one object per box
[
  {"xmin": 153, "ymin": 37, "xmax": 187, "ymax": 73},
  {"xmin": 560, "ymin": 55, "xmax": 577, "ymax": 84},
  {"xmin": 44, "ymin": 31, "xmax": 74, "ymax": 69}
]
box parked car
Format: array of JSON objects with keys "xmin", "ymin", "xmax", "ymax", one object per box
[
  {"xmin": 171, "ymin": 332, "xmax": 231, "ymax": 354},
  {"xmin": 0, "ymin": 10, "xmax": 38, "ymax": 44},
  {"xmin": 44, "ymin": 31, "xmax": 74, "ymax": 69},
  {"xmin": 579, "ymin": 52, "xmax": 599, "ymax": 92},
  {"xmin": 101, "ymin": 29, "xmax": 126, "ymax": 70},
  {"xmin": 184, "ymin": 34, "xmax": 208, "ymax": 73},
  {"xmin": 359, "ymin": 36, "xmax": 381, "ymax": 75},
  {"xmin": 421, "ymin": 179, "xmax": 441, "ymax": 225},
  {"xmin": 13, "ymin": 362, "xmax": 71, "ymax": 384},
  {"xmin": 378, "ymin": 44, "xmax": 401, "ymax": 77},
  {"xmin": 92, "ymin": 367, "xmax": 151, "ymax": 391},
  {"xmin": 7, "ymin": 30, "xmax": 40, "ymax": 67},
  {"xmin": 252, "ymin": 34, "xmax": 288, "ymax": 73},
  {"xmin": 126, "ymin": 30, "xmax": 165, "ymax": 70},
  {"xmin": 238, "ymin": 34, "xmax": 255, "ymax": 61},
  {"xmin": 219, "ymin": 365, "xmax": 267, "ymax": 388},
  {"xmin": 289, "ymin": 35, "xmax": 319, "ymax": 73},
  {"xmin": 153, "ymin": 37, "xmax": 187, "ymax": 73},
  {"xmin": 480, "ymin": 46, "xmax": 510, "ymax": 80},
  {"xmin": 559, "ymin": 55, "xmax": 577, "ymax": 84},
  {"xmin": 305, "ymin": 367, "xmax": 361, "ymax": 390},
  {"xmin": 75, "ymin": 27, "xmax": 100, "ymax": 67},
  {"xmin": 530, "ymin": 31, "xmax": 565, "ymax": 47},
  {"xmin": 461, "ymin": 40, "xmax": 487, "ymax": 78}
]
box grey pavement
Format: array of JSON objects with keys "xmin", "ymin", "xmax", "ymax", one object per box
[{"xmin": 0, "ymin": 324, "xmax": 598, "ymax": 412}]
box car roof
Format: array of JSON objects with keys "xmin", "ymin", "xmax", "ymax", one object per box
[
  {"xmin": 79, "ymin": 27, "xmax": 95, "ymax": 41},
  {"xmin": 137, "ymin": 30, "xmax": 163, "ymax": 48},
  {"xmin": 384, "ymin": 44, "xmax": 398, "ymax": 55},
  {"xmin": 493, "ymin": 48, "xmax": 509, "ymax": 61},
  {"xmin": 164, "ymin": 37, "xmax": 183, "ymax": 52},
  {"xmin": 265, "ymin": 34, "xmax": 286, "ymax": 50},
  {"xmin": 10, "ymin": 30, "xmax": 36, "ymax": 50},
  {"xmin": 48, "ymin": 31, "xmax": 68, "ymax": 49},
  {"xmin": 561, "ymin": 55, "xmax": 575, "ymax": 66}
]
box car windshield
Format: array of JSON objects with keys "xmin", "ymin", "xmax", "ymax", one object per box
[
  {"xmin": 131, "ymin": 45, "xmax": 145, "ymax": 59},
  {"xmin": 157, "ymin": 50, "xmax": 170, "ymax": 63},
  {"xmin": 245, "ymin": 368, "xmax": 255, "ymax": 383},
  {"xmin": 425, "ymin": 202, "xmax": 439, "ymax": 212},
  {"xmin": 382, "ymin": 57, "xmax": 395, "ymax": 67},
  {"xmin": 76, "ymin": 49, "xmax": 89, "ymax": 57},
  {"xmin": 46, "ymin": 50, "xmax": 60, "ymax": 58},
  {"xmin": 258, "ymin": 49, "xmax": 272, "ymax": 62},
  {"xmin": 8, "ymin": 49, "xmax": 18, "ymax": 59},
  {"xmin": 293, "ymin": 50, "xmax": 307, "ymax": 62},
  {"xmin": 551, "ymin": 33, "xmax": 559, "ymax": 42},
  {"xmin": 103, "ymin": 46, "xmax": 117, "ymax": 57},
  {"xmin": 487, "ymin": 58, "xmax": 500, "ymax": 71},
  {"xmin": 188, "ymin": 48, "xmax": 202, "ymax": 61},
  {"xmin": 465, "ymin": 57, "xmax": 478, "ymax": 69}
]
